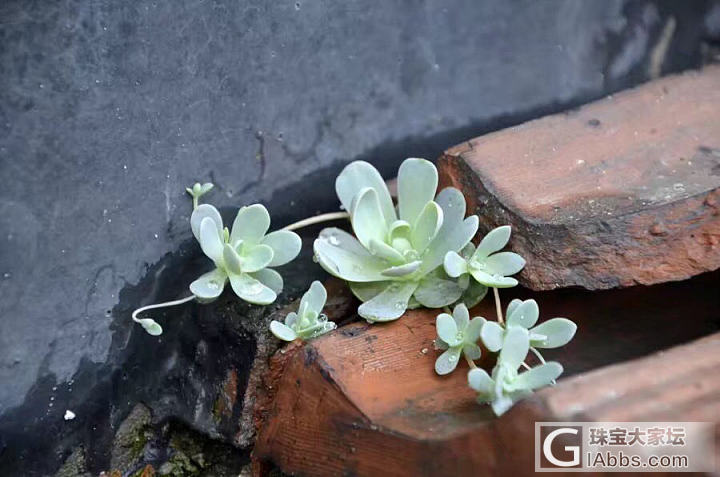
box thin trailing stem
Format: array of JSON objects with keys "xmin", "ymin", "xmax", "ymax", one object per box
[
  {"xmin": 132, "ymin": 295, "xmax": 196, "ymax": 329},
  {"xmin": 493, "ymin": 287, "xmax": 504, "ymax": 324},
  {"xmin": 530, "ymin": 346, "xmax": 546, "ymax": 364},
  {"xmin": 281, "ymin": 211, "xmax": 350, "ymax": 231},
  {"xmin": 465, "ymin": 354, "xmax": 478, "ymax": 369},
  {"xmin": 192, "ymin": 196, "xmax": 199, "ymax": 210}
]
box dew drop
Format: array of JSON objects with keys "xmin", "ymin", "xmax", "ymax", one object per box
[
  {"xmin": 394, "ymin": 301, "xmax": 405, "ymax": 310},
  {"xmin": 207, "ymin": 280, "xmax": 220, "ymax": 290},
  {"xmin": 448, "ymin": 354, "xmax": 458, "ymax": 362}
]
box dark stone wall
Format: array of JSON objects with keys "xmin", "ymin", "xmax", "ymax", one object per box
[{"xmin": 1, "ymin": 0, "xmax": 718, "ymax": 474}]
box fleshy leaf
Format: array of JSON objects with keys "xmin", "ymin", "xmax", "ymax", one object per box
[
  {"xmin": 452, "ymin": 303, "xmax": 470, "ymax": 329},
  {"xmin": 413, "ymin": 274, "xmax": 464, "ymax": 308},
  {"xmin": 480, "ymin": 321, "xmax": 504, "ymax": 352},
  {"xmin": 466, "ymin": 316, "xmax": 486, "ymax": 343},
  {"xmin": 230, "ymin": 204, "xmax": 271, "ymax": 246},
  {"xmin": 469, "ymin": 269, "xmax": 518, "ymax": 288},
  {"xmin": 358, "ymin": 281, "xmax": 418, "ymax": 322},
  {"xmin": 498, "ymin": 326, "xmax": 529, "ymax": 369},
  {"xmin": 199, "ymin": 217, "xmax": 224, "ymax": 263},
  {"xmin": 475, "ymin": 226, "xmax": 511, "ymax": 259},
  {"xmin": 461, "ymin": 281, "xmax": 488, "ymax": 308},
  {"xmin": 261, "ymin": 230, "xmax": 302, "ymax": 267},
  {"xmin": 435, "ymin": 346, "xmax": 462, "ymax": 375},
  {"xmin": 463, "ymin": 343, "xmax": 482, "ymax": 360},
  {"xmin": 485, "ymin": 252, "xmax": 526, "ymax": 276},
  {"xmin": 223, "ymin": 243, "xmax": 243, "ymax": 275},
  {"xmin": 368, "ymin": 238, "xmax": 406, "ymax": 265},
  {"xmin": 249, "ymin": 268, "xmax": 283, "ymax": 294},
  {"xmin": 398, "ymin": 158, "xmax": 439, "ymax": 225},
  {"xmin": 506, "ymin": 299, "xmax": 523, "ymax": 319},
  {"xmin": 381, "ymin": 260, "xmax": 422, "ymax": 277},
  {"xmin": 421, "ymin": 215, "xmax": 478, "ymax": 274},
  {"xmin": 388, "ymin": 220, "xmax": 411, "ymax": 242},
  {"xmin": 335, "ymin": 160, "xmax": 396, "ymax": 226},
  {"xmin": 284, "ymin": 312, "xmax": 298, "ymax": 327},
  {"xmin": 270, "ymin": 321, "xmax": 297, "ymax": 341},
  {"xmin": 436, "ymin": 313, "xmax": 459, "ymax": 345},
  {"xmin": 240, "ymin": 244, "xmax": 274, "ymax": 273},
  {"xmin": 229, "ymin": 273, "xmax": 276, "ymax": 305},
  {"xmin": 299, "ymin": 281, "xmax": 327, "ymax": 318},
  {"xmin": 189, "ymin": 268, "xmax": 227, "ymax": 300},
  {"xmin": 191, "ymin": 204, "xmax": 223, "ymax": 243},
  {"xmin": 349, "ymin": 281, "xmax": 390, "ymax": 302},
  {"xmin": 506, "ymin": 299, "xmax": 539, "ymax": 329},
  {"xmin": 443, "ymin": 251, "xmax": 468, "ymax": 278},
  {"xmin": 509, "ymin": 362, "xmax": 563, "ymax": 391},
  {"xmin": 468, "ymin": 368, "xmax": 494, "ymax": 394},
  {"xmin": 411, "ymin": 201, "xmax": 443, "ymax": 253},
  {"xmin": 314, "ymin": 230, "xmax": 387, "ymax": 282},
  {"xmin": 138, "ymin": 318, "xmax": 163, "ymax": 336},
  {"xmin": 351, "ymin": 188, "xmax": 388, "ymax": 249},
  {"xmin": 530, "ymin": 318, "xmax": 577, "ymax": 348}
]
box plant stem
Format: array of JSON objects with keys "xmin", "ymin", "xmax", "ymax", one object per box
[
  {"xmin": 132, "ymin": 295, "xmax": 196, "ymax": 324},
  {"xmin": 493, "ymin": 287, "xmax": 504, "ymax": 324},
  {"xmin": 465, "ymin": 354, "xmax": 478, "ymax": 369},
  {"xmin": 192, "ymin": 196, "xmax": 198, "ymax": 211},
  {"xmin": 530, "ymin": 346, "xmax": 546, "ymax": 364},
  {"xmin": 281, "ymin": 211, "xmax": 350, "ymax": 231}
]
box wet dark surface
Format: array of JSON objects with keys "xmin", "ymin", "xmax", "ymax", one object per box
[{"xmin": 1, "ymin": 0, "xmax": 720, "ymax": 474}]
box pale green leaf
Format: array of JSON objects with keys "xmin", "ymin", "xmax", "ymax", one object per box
[
  {"xmin": 249, "ymin": 268, "xmax": 283, "ymax": 294},
  {"xmin": 261, "ymin": 230, "xmax": 302, "ymax": 267},
  {"xmin": 443, "ymin": 251, "xmax": 468, "ymax": 278},
  {"xmin": 469, "ymin": 269, "xmax": 518, "ymax": 288},
  {"xmin": 480, "ymin": 321, "xmax": 504, "ymax": 352},
  {"xmin": 463, "ymin": 343, "xmax": 482, "ymax": 360},
  {"xmin": 313, "ymin": 231, "xmax": 387, "ymax": 282},
  {"xmin": 358, "ymin": 281, "xmax": 418, "ymax": 322},
  {"xmin": 270, "ymin": 321, "xmax": 297, "ymax": 341},
  {"xmin": 475, "ymin": 225, "xmax": 511, "ymax": 259},
  {"xmin": 139, "ymin": 318, "xmax": 163, "ymax": 336},
  {"xmin": 435, "ymin": 346, "xmax": 462, "ymax": 375},
  {"xmin": 240, "ymin": 243, "xmax": 274, "ymax": 273},
  {"xmin": 421, "ymin": 215, "xmax": 478, "ymax": 274},
  {"xmin": 510, "ymin": 362, "xmax": 563, "ymax": 391},
  {"xmin": 229, "ymin": 273, "xmax": 277, "ymax": 305},
  {"xmin": 485, "ymin": 252, "xmax": 526, "ymax": 276},
  {"xmin": 506, "ymin": 299, "xmax": 523, "ymax": 319},
  {"xmin": 498, "ymin": 326, "xmax": 529, "ymax": 369},
  {"xmin": 348, "ymin": 281, "xmax": 390, "ymax": 302},
  {"xmin": 466, "ymin": 316, "xmax": 486, "ymax": 343},
  {"xmin": 413, "ymin": 273, "xmax": 464, "ymax": 308},
  {"xmin": 299, "ymin": 280, "xmax": 327, "ymax": 318},
  {"xmin": 223, "ymin": 243, "xmax": 243, "ymax": 274},
  {"xmin": 335, "ymin": 160, "xmax": 396, "ymax": 226},
  {"xmin": 452, "ymin": 303, "xmax": 470, "ymax": 329},
  {"xmin": 199, "ymin": 217, "xmax": 224, "ymax": 263},
  {"xmin": 368, "ymin": 238, "xmax": 406, "ymax": 265},
  {"xmin": 530, "ymin": 318, "xmax": 577, "ymax": 348},
  {"xmin": 436, "ymin": 313, "xmax": 459, "ymax": 345},
  {"xmin": 468, "ymin": 368, "xmax": 494, "ymax": 394},
  {"xmin": 230, "ymin": 204, "xmax": 271, "ymax": 246},
  {"xmin": 191, "ymin": 204, "xmax": 223, "ymax": 243},
  {"xmin": 506, "ymin": 299, "xmax": 539, "ymax": 329},
  {"xmin": 411, "ymin": 201, "xmax": 443, "ymax": 253},
  {"xmin": 351, "ymin": 188, "xmax": 389, "ymax": 249},
  {"xmin": 189, "ymin": 268, "xmax": 227, "ymax": 300},
  {"xmin": 381, "ymin": 260, "xmax": 422, "ymax": 277},
  {"xmin": 398, "ymin": 158, "xmax": 439, "ymax": 224}
]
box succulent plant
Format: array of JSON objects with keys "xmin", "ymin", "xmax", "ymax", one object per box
[
  {"xmin": 434, "ymin": 303, "xmax": 485, "ymax": 375},
  {"xmin": 270, "ymin": 281, "xmax": 337, "ymax": 341},
  {"xmin": 468, "ymin": 326, "xmax": 564, "ymax": 416},
  {"xmin": 479, "ymin": 298, "xmax": 577, "ymax": 353},
  {"xmin": 313, "ymin": 158, "xmax": 479, "ymax": 322},
  {"xmin": 444, "ymin": 225, "xmax": 525, "ymax": 288},
  {"xmin": 189, "ymin": 203, "xmax": 301, "ymax": 304}
]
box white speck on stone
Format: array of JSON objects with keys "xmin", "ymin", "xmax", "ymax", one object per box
[
  {"xmin": 577, "ymin": 159, "xmax": 585, "ymax": 165},
  {"xmin": 154, "ymin": 234, "xmax": 158, "ymax": 239},
  {"xmin": 64, "ymin": 410, "xmax": 76, "ymax": 421}
]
